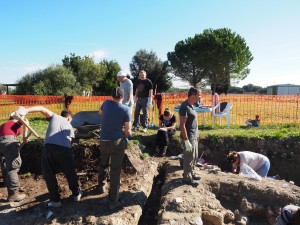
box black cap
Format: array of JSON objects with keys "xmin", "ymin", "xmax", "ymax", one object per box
[{"xmin": 111, "ymin": 87, "xmax": 124, "ymax": 99}]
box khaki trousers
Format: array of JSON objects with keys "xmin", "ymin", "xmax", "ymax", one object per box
[
  {"xmin": 182, "ymin": 139, "xmax": 198, "ymax": 180},
  {"xmin": 98, "ymin": 138, "xmax": 125, "ymax": 204}
]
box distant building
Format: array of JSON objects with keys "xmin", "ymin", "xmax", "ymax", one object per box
[{"xmin": 267, "ymin": 84, "xmax": 300, "ymax": 95}]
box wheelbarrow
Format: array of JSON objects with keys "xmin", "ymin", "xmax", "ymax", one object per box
[{"xmin": 71, "ymin": 111, "xmax": 102, "ymax": 139}]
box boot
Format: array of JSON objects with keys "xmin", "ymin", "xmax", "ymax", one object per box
[
  {"xmin": 7, "ymin": 190, "xmax": 26, "ymax": 202},
  {"xmin": 161, "ymin": 146, "xmax": 167, "ymax": 157}
]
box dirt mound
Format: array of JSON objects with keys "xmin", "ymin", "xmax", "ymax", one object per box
[{"xmin": 0, "ymin": 140, "xmax": 158, "ymax": 225}]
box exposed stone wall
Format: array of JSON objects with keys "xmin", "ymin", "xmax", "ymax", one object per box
[
  {"xmin": 199, "ymin": 137, "xmax": 300, "ymax": 185},
  {"xmin": 138, "ymin": 134, "xmax": 300, "ymax": 186}
]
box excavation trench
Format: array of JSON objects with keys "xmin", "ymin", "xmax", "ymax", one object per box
[
  {"xmin": 138, "ymin": 162, "xmax": 166, "ymax": 225},
  {"xmin": 158, "ymin": 161, "xmax": 300, "ymax": 225}
]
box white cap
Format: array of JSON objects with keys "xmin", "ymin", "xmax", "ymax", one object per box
[
  {"xmin": 117, "ymin": 71, "xmax": 126, "ymax": 77},
  {"xmin": 10, "ymin": 106, "xmax": 27, "ymax": 120}
]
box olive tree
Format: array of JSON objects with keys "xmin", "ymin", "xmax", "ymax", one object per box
[
  {"xmin": 62, "ymin": 53, "xmax": 105, "ymax": 93},
  {"xmin": 130, "ymin": 49, "xmax": 172, "ymax": 92},
  {"xmin": 15, "ymin": 65, "xmax": 81, "ymax": 95}
]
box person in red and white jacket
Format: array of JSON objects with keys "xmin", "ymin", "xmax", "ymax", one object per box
[{"xmin": 0, "ymin": 107, "xmax": 29, "ymax": 202}]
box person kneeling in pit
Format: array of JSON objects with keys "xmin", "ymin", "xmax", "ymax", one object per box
[
  {"xmin": 227, "ymin": 150, "xmax": 270, "ymax": 177},
  {"xmin": 154, "ymin": 108, "xmax": 176, "ymax": 157}
]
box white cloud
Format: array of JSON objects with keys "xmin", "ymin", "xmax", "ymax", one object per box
[{"xmin": 87, "ymin": 50, "xmax": 107, "ymax": 61}]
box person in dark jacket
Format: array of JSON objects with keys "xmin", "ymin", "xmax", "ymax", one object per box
[{"xmin": 154, "ymin": 108, "xmax": 176, "ymax": 157}]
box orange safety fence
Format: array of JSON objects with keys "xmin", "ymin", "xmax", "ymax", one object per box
[{"xmin": 1, "ymin": 93, "xmax": 300, "ymax": 126}]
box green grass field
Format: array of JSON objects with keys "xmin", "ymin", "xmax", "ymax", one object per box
[{"xmin": 2, "ymin": 118, "xmax": 299, "ymax": 142}]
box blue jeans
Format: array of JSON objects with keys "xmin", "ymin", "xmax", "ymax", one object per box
[
  {"xmin": 256, "ymin": 159, "xmax": 270, "ymax": 177},
  {"xmin": 133, "ymin": 97, "xmax": 149, "ymax": 128}
]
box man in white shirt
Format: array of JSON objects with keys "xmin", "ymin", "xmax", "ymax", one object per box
[{"xmin": 117, "ymin": 71, "xmax": 134, "ymax": 114}]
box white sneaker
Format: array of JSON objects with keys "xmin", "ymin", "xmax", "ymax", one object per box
[
  {"xmin": 45, "ymin": 201, "xmax": 62, "ymax": 207},
  {"xmin": 142, "ymin": 128, "xmax": 148, "ymax": 133},
  {"xmin": 73, "ymin": 190, "xmax": 83, "ymax": 202}
]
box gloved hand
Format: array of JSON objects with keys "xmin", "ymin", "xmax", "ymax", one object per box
[
  {"xmin": 184, "ymin": 140, "xmax": 193, "ymax": 152},
  {"xmin": 147, "ymin": 97, "xmax": 152, "ymax": 108}
]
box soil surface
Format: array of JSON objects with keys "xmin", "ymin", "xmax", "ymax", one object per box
[{"xmin": 1, "ymin": 137, "xmax": 300, "ymax": 225}]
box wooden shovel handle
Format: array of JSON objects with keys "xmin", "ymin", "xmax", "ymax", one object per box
[{"xmin": 15, "ymin": 112, "xmax": 44, "ymax": 144}]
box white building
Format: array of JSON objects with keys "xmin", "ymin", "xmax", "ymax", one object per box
[{"xmin": 267, "ymin": 84, "xmax": 300, "ymax": 95}]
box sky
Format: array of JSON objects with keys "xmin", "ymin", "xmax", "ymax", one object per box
[{"xmin": 0, "ymin": 0, "xmax": 299, "ymax": 88}]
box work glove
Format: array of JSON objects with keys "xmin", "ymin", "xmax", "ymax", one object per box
[
  {"xmin": 184, "ymin": 140, "xmax": 193, "ymax": 152},
  {"xmin": 147, "ymin": 97, "xmax": 152, "ymax": 108}
]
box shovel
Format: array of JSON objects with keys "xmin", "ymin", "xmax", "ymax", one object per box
[{"xmin": 15, "ymin": 112, "xmax": 43, "ymax": 144}]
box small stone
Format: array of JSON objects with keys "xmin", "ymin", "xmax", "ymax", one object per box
[
  {"xmin": 175, "ymin": 197, "xmax": 183, "ymax": 203},
  {"xmin": 194, "ymin": 216, "xmax": 203, "ymax": 225},
  {"xmin": 85, "ymin": 215, "xmax": 97, "ymax": 224}
]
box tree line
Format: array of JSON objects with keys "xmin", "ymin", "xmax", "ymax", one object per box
[
  {"xmin": 169, "ymin": 84, "xmax": 267, "ymax": 94},
  {"xmin": 5, "ymin": 27, "xmax": 256, "ymax": 96}
]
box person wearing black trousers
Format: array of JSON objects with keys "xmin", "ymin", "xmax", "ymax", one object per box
[{"xmin": 154, "ymin": 108, "xmax": 176, "ymax": 156}]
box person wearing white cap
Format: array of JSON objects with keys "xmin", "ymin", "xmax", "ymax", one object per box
[{"xmin": 117, "ymin": 71, "xmax": 134, "ymax": 114}]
